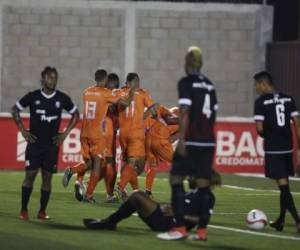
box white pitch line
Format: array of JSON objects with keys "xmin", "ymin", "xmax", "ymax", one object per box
[
  {"xmin": 209, "ymin": 224, "xmax": 300, "ymax": 241},
  {"xmin": 223, "ymin": 185, "xmax": 300, "ymax": 195}
]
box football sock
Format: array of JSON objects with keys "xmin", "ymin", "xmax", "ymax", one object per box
[
  {"xmin": 105, "ymin": 163, "xmax": 116, "ymax": 195},
  {"xmin": 86, "ymin": 171, "xmax": 100, "ymax": 197},
  {"xmin": 279, "ymin": 185, "xmax": 300, "ymax": 223},
  {"xmin": 76, "ymin": 172, "xmax": 85, "ymax": 183},
  {"xmin": 21, "ymin": 186, "xmax": 33, "ymax": 211},
  {"xmin": 197, "ymin": 188, "xmax": 215, "ymax": 228},
  {"xmin": 145, "ymin": 167, "xmax": 156, "ymax": 191},
  {"xmin": 72, "ymin": 162, "xmax": 88, "ymax": 174},
  {"xmin": 171, "ymin": 183, "xmax": 186, "ymax": 227},
  {"xmin": 39, "ymin": 189, "xmax": 51, "ymax": 212},
  {"xmin": 108, "ymin": 200, "xmax": 136, "ymax": 224},
  {"xmin": 119, "ymin": 164, "xmax": 134, "ymax": 191}
]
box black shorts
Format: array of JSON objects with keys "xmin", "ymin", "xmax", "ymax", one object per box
[
  {"xmin": 171, "ymin": 146, "xmax": 215, "ymax": 178},
  {"xmin": 25, "ymin": 143, "xmax": 59, "ymax": 173},
  {"xmin": 264, "ymin": 153, "xmax": 294, "ymax": 179},
  {"xmin": 140, "ymin": 206, "xmax": 175, "ymax": 232}
]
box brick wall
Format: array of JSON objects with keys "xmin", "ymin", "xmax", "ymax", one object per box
[{"xmin": 0, "ymin": 1, "xmax": 273, "ymax": 116}]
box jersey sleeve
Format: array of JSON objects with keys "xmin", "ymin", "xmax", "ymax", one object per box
[
  {"xmin": 178, "ymin": 78, "xmax": 192, "ymax": 106},
  {"xmin": 143, "ymin": 91, "xmax": 155, "ymax": 108},
  {"xmin": 62, "ymin": 94, "xmax": 77, "ymax": 114},
  {"xmin": 290, "ymin": 97, "xmax": 299, "ymax": 118},
  {"xmin": 254, "ymin": 98, "xmax": 265, "ymax": 121},
  {"xmin": 16, "ymin": 92, "xmax": 33, "ymax": 111},
  {"xmin": 106, "ymin": 89, "xmax": 122, "ymax": 104}
]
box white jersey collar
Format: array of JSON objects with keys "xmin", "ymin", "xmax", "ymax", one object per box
[{"xmin": 40, "ymin": 89, "xmax": 56, "ymax": 99}]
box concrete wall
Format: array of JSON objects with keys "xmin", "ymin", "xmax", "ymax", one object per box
[{"xmin": 0, "ymin": 1, "xmax": 273, "ymax": 116}]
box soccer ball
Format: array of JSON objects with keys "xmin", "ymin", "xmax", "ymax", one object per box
[{"xmin": 246, "ymin": 209, "xmax": 268, "ymax": 230}]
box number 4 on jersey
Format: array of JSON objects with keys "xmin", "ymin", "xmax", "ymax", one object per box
[{"xmin": 202, "ymin": 94, "xmax": 212, "ymax": 118}]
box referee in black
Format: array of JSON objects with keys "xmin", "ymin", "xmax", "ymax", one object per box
[
  {"xmin": 253, "ymin": 71, "xmax": 300, "ymax": 233},
  {"xmin": 158, "ymin": 46, "xmax": 218, "ymax": 241},
  {"xmin": 11, "ymin": 66, "xmax": 79, "ymax": 220}
]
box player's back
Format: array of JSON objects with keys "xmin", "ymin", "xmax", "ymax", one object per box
[
  {"xmin": 119, "ymin": 87, "xmax": 154, "ymax": 130},
  {"xmin": 255, "ymin": 92, "xmax": 297, "ymax": 152},
  {"xmin": 178, "ymin": 73, "xmax": 218, "ymax": 144},
  {"xmin": 149, "ymin": 106, "xmax": 174, "ymax": 139},
  {"xmin": 81, "ymin": 85, "xmax": 116, "ymax": 139}
]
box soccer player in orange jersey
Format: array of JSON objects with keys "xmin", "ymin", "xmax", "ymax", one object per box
[
  {"xmin": 78, "ymin": 69, "xmax": 135, "ymax": 203},
  {"xmin": 116, "ymin": 73, "xmax": 157, "ymax": 200},
  {"xmin": 144, "ymin": 106, "xmax": 179, "ymax": 197},
  {"xmin": 103, "ymin": 73, "xmax": 120, "ymax": 202},
  {"xmin": 62, "ymin": 73, "xmax": 121, "ymax": 202}
]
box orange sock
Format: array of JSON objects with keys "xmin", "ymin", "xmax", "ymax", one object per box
[
  {"xmin": 86, "ymin": 170, "xmax": 101, "ymax": 197},
  {"xmin": 76, "ymin": 172, "xmax": 85, "ymax": 183},
  {"xmin": 105, "ymin": 163, "xmax": 117, "ymax": 195},
  {"xmin": 72, "ymin": 162, "xmax": 88, "ymax": 174},
  {"xmin": 146, "ymin": 167, "xmax": 156, "ymax": 191},
  {"xmin": 129, "ymin": 170, "xmax": 139, "ymax": 190},
  {"xmin": 118, "ymin": 164, "xmax": 134, "ymax": 191}
]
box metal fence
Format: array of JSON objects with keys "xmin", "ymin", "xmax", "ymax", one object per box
[{"xmin": 266, "ymin": 42, "xmax": 300, "ymax": 110}]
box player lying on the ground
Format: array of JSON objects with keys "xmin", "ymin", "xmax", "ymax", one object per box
[{"xmin": 83, "ymin": 172, "xmax": 221, "ymax": 241}]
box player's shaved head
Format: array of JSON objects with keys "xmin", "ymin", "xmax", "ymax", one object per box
[
  {"xmin": 185, "ymin": 46, "xmax": 203, "ymax": 74},
  {"xmin": 95, "ymin": 69, "xmax": 107, "ymax": 82}
]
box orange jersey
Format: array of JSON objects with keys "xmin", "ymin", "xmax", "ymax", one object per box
[
  {"xmin": 118, "ymin": 87, "xmax": 155, "ymax": 130},
  {"xmin": 80, "ymin": 86, "xmax": 121, "ymax": 139},
  {"xmin": 148, "ymin": 106, "xmax": 177, "ymax": 139}
]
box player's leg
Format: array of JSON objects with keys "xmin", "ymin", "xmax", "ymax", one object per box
[
  {"xmin": 104, "ymin": 156, "xmax": 118, "ymax": 202},
  {"xmin": 267, "ymin": 153, "xmax": 300, "ymax": 232},
  {"xmin": 38, "ymin": 145, "xmax": 59, "ymax": 219},
  {"xmin": 84, "ymin": 155, "xmax": 104, "ymax": 203},
  {"xmin": 62, "ymin": 162, "xmax": 90, "ymax": 188},
  {"xmin": 20, "ymin": 169, "xmax": 39, "ymax": 220},
  {"xmin": 74, "ymin": 158, "xmax": 92, "ymax": 202},
  {"xmin": 20, "ymin": 144, "xmax": 42, "ymax": 220}
]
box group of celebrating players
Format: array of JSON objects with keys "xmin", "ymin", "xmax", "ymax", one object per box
[
  {"xmin": 12, "ymin": 45, "xmax": 300, "ymax": 241},
  {"xmin": 62, "ymin": 70, "xmax": 180, "ymax": 204}
]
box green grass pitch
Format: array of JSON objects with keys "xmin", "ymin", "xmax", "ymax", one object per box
[{"xmin": 0, "ymin": 171, "xmax": 299, "ymax": 250}]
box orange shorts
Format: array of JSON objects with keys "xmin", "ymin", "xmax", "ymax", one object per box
[
  {"xmin": 80, "ymin": 137, "xmax": 107, "ymax": 160},
  {"xmin": 106, "ymin": 133, "xmax": 116, "ymax": 158},
  {"xmin": 146, "ymin": 135, "xmax": 174, "ymax": 167},
  {"xmin": 119, "ymin": 128, "xmax": 145, "ymax": 158}
]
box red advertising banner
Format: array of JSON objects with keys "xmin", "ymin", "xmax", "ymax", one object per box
[{"xmin": 0, "ymin": 114, "xmax": 298, "ymax": 173}]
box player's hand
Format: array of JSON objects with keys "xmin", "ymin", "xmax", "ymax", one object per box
[
  {"xmin": 21, "ymin": 129, "xmax": 37, "ymax": 143},
  {"xmin": 176, "ymin": 139, "xmax": 186, "ymax": 157},
  {"xmin": 53, "ymin": 132, "xmax": 67, "ymax": 146}
]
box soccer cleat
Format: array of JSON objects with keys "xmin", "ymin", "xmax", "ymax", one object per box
[
  {"xmin": 82, "ymin": 196, "xmax": 96, "ymax": 204},
  {"xmin": 187, "ymin": 228, "xmax": 207, "ymax": 241},
  {"xmin": 106, "ymin": 194, "xmax": 119, "ymax": 203},
  {"xmin": 114, "ymin": 186, "xmax": 128, "ymax": 202},
  {"xmin": 62, "ymin": 167, "xmax": 73, "ymax": 188},
  {"xmin": 269, "ymin": 220, "xmax": 284, "ymax": 232},
  {"xmin": 37, "ymin": 211, "xmax": 50, "ymax": 220},
  {"xmin": 19, "ymin": 210, "xmax": 29, "ymax": 220},
  {"xmin": 157, "ymin": 227, "xmax": 187, "ymax": 240},
  {"xmin": 83, "ymin": 218, "xmax": 116, "ymax": 230},
  {"xmin": 74, "ymin": 183, "xmax": 84, "ymax": 202}
]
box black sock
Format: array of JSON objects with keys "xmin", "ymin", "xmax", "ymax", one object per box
[
  {"xmin": 278, "ymin": 186, "xmax": 287, "ymax": 222},
  {"xmin": 171, "ymin": 183, "xmax": 185, "ymax": 227},
  {"xmin": 39, "ymin": 189, "xmax": 51, "ymax": 212},
  {"xmin": 196, "ymin": 187, "xmax": 215, "ymax": 228},
  {"xmin": 21, "ymin": 186, "xmax": 33, "ymax": 211},
  {"xmin": 279, "ymin": 185, "xmax": 300, "ymax": 223},
  {"xmin": 108, "ymin": 200, "xmax": 136, "ymax": 224}
]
